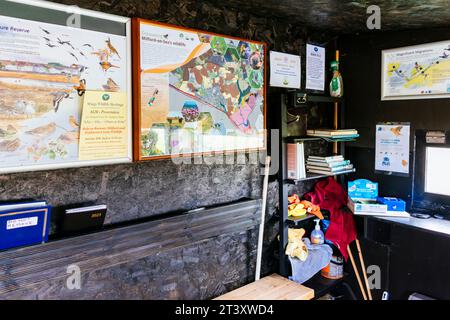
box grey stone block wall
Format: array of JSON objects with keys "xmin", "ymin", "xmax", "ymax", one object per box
[{"xmin": 0, "ymin": 159, "xmax": 261, "ymax": 232}]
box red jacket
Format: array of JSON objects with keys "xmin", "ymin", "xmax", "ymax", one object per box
[{"xmin": 305, "ymin": 177, "xmax": 357, "ymax": 260}]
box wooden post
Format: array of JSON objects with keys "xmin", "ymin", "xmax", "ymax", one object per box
[
  {"xmin": 333, "ymin": 50, "xmax": 340, "ymax": 155},
  {"xmin": 333, "ymin": 101, "xmax": 339, "ymax": 155}
]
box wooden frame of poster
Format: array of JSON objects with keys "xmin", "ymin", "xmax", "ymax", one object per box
[
  {"xmin": 132, "ymin": 18, "xmax": 267, "ymax": 161},
  {"xmin": 0, "ymin": 0, "xmax": 133, "ymax": 174},
  {"xmin": 381, "ymin": 40, "xmax": 450, "ymax": 101}
]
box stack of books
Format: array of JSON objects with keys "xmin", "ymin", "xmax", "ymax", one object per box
[
  {"xmin": 307, "ymin": 129, "xmax": 359, "ymax": 141},
  {"xmin": 306, "ymin": 155, "xmax": 354, "ymax": 175}
]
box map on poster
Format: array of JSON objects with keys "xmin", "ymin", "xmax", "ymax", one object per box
[
  {"xmin": 382, "ymin": 41, "xmax": 450, "ymax": 100},
  {"xmin": 138, "ymin": 21, "xmax": 265, "ymax": 158},
  {"xmin": 0, "ymin": 14, "xmax": 129, "ymax": 172},
  {"xmin": 375, "ymin": 123, "xmax": 410, "ymax": 175}
]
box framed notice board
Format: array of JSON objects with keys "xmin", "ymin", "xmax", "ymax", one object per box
[
  {"xmin": 132, "ymin": 18, "xmax": 266, "ymax": 161},
  {"xmin": 0, "ymin": 0, "xmax": 133, "ymax": 174},
  {"xmin": 381, "ymin": 40, "xmax": 450, "ymax": 101}
]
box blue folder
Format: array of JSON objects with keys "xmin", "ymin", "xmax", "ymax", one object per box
[{"xmin": 0, "ymin": 202, "xmax": 51, "ymax": 251}]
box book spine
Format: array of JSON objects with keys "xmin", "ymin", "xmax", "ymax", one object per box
[
  {"xmin": 287, "ymin": 144, "xmax": 297, "ymax": 179},
  {"xmin": 287, "ymin": 143, "xmax": 306, "ymax": 180}
]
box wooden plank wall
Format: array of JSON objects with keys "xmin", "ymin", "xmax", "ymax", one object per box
[{"xmin": 0, "ymin": 199, "xmax": 261, "ymax": 299}]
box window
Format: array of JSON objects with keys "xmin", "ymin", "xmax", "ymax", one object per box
[{"xmin": 425, "ymin": 147, "xmax": 450, "ymax": 197}]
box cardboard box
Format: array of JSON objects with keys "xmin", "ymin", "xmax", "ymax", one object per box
[
  {"xmin": 348, "ymin": 198, "xmax": 388, "ymax": 214},
  {"xmin": 348, "ymin": 179, "xmax": 388, "ymax": 214}
]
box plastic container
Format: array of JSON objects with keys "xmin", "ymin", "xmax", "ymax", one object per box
[
  {"xmin": 321, "ymin": 255, "xmax": 344, "ymax": 280},
  {"xmin": 311, "ymin": 219, "xmax": 325, "ymax": 245}
]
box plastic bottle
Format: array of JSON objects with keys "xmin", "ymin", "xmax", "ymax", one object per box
[
  {"xmin": 330, "ymin": 60, "xmax": 344, "ymax": 98},
  {"xmin": 330, "ymin": 50, "xmax": 344, "ymax": 98},
  {"xmin": 311, "ymin": 219, "xmax": 325, "ymax": 245}
]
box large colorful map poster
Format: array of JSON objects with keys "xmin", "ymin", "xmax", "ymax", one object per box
[
  {"xmin": 382, "ymin": 41, "xmax": 450, "ymax": 100},
  {"xmin": 136, "ymin": 20, "xmax": 265, "ymax": 159},
  {"xmin": 0, "ymin": 14, "xmax": 130, "ymax": 173}
]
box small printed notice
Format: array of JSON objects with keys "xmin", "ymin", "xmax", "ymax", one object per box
[
  {"xmin": 7, "ymin": 217, "xmax": 38, "ymax": 230},
  {"xmin": 306, "ymin": 44, "xmax": 326, "ymax": 91},
  {"xmin": 375, "ymin": 123, "xmax": 411, "ymax": 175},
  {"xmin": 79, "ymin": 91, "xmax": 129, "ymax": 161},
  {"xmin": 270, "ymin": 51, "xmax": 301, "ymax": 89}
]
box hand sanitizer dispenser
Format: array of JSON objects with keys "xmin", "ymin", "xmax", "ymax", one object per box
[{"xmin": 311, "ymin": 219, "xmax": 325, "ymax": 245}]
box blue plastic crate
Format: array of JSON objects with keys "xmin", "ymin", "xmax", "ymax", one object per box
[{"xmin": 377, "ymin": 197, "xmax": 406, "ymax": 212}]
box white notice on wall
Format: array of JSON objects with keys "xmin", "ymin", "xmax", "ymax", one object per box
[
  {"xmin": 269, "ymin": 51, "xmax": 301, "ymax": 89},
  {"xmin": 375, "ymin": 123, "xmax": 411, "ymax": 175},
  {"xmin": 306, "ymin": 44, "xmax": 325, "ymax": 91}
]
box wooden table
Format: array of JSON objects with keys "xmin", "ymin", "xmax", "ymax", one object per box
[{"xmin": 214, "ymin": 274, "xmax": 314, "ymax": 300}]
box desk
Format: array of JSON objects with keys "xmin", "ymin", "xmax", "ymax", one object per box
[
  {"xmin": 358, "ymin": 215, "xmax": 450, "ymax": 299},
  {"xmin": 368, "ymin": 215, "xmax": 450, "ymax": 238}
]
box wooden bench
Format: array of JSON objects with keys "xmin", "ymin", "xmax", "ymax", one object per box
[{"xmin": 214, "ymin": 274, "xmax": 314, "ymax": 300}]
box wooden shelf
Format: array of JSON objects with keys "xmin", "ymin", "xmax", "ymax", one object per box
[
  {"xmin": 285, "ymin": 136, "xmax": 358, "ymax": 143},
  {"xmin": 288, "ymin": 91, "xmax": 342, "ymax": 105},
  {"xmin": 285, "ymin": 169, "xmax": 356, "ymax": 184},
  {"xmin": 319, "ymin": 136, "xmax": 358, "ymax": 143},
  {"xmin": 307, "ymin": 95, "xmax": 341, "ymax": 103},
  {"xmin": 278, "ymin": 89, "xmax": 348, "ymax": 277},
  {"xmin": 284, "ymin": 136, "xmax": 323, "ymax": 143}
]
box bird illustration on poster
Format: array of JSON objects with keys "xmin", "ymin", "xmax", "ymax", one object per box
[{"xmin": 0, "ymin": 13, "xmax": 129, "ymax": 171}]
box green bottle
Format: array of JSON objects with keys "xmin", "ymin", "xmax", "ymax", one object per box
[{"xmin": 330, "ymin": 60, "xmax": 344, "ymax": 98}]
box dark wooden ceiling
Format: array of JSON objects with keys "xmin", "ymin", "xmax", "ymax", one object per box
[{"xmin": 205, "ymin": 0, "xmax": 450, "ymax": 34}]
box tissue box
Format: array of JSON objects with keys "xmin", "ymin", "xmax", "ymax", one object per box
[
  {"xmin": 348, "ymin": 179, "xmax": 378, "ymax": 200},
  {"xmin": 377, "ymin": 197, "xmax": 406, "ymax": 212},
  {"xmin": 348, "ymin": 179, "xmax": 387, "ymax": 214}
]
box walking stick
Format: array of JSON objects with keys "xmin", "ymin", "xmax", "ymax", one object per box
[
  {"xmin": 347, "ymin": 245, "xmax": 368, "ymax": 300},
  {"xmin": 356, "ymin": 239, "xmax": 373, "ymax": 300}
]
